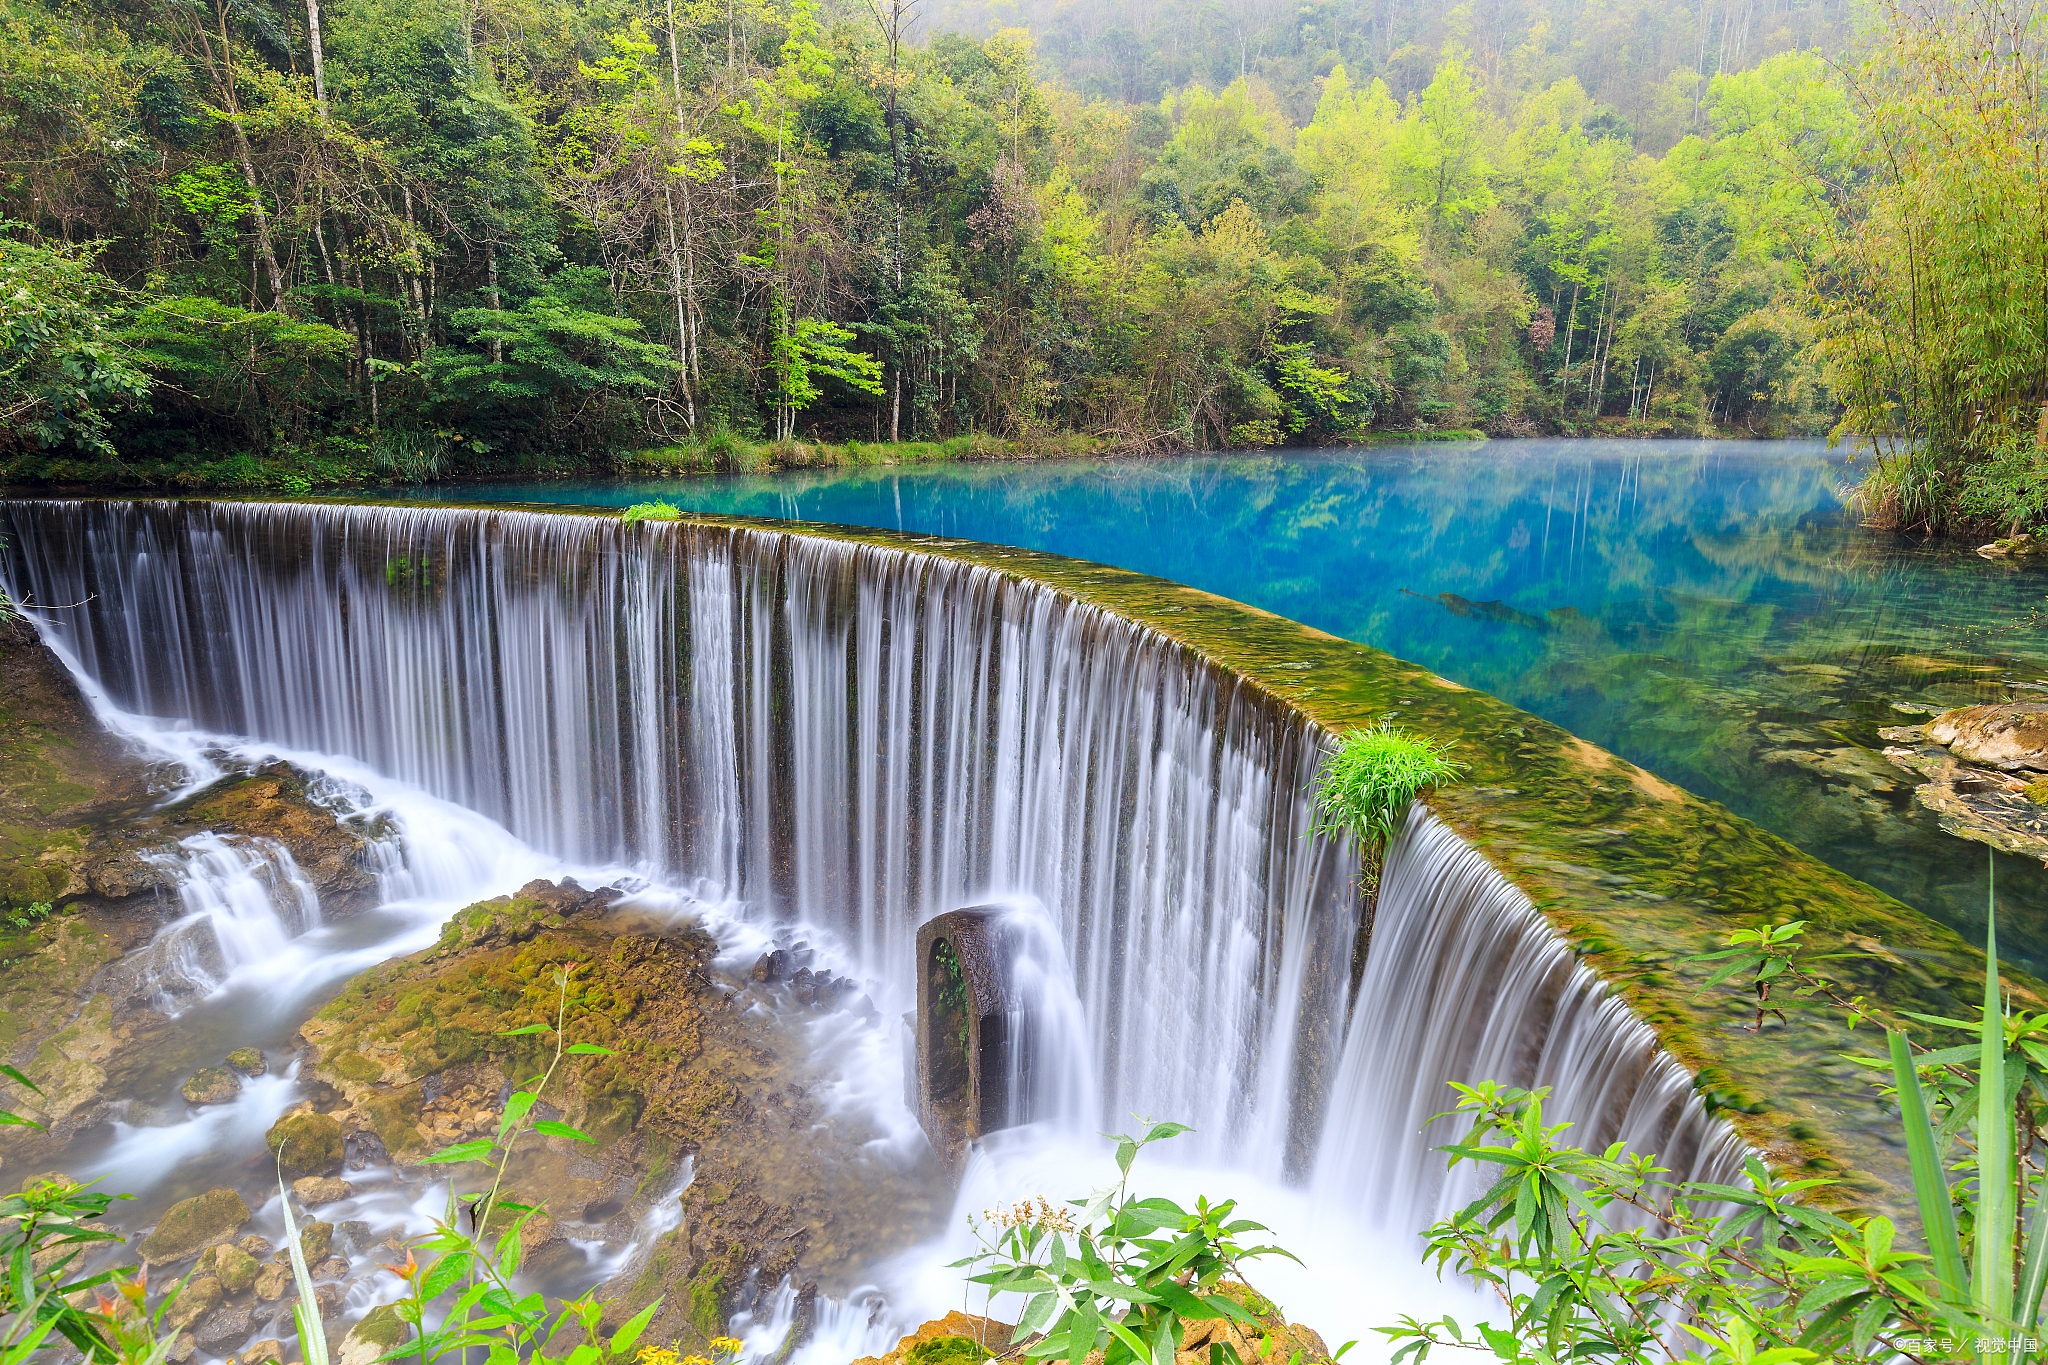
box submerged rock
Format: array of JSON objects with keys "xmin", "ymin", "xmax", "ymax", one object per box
[
  {"xmin": 140, "ymin": 1188, "xmax": 252, "ymax": 1266},
  {"xmin": 182, "ymin": 1067, "xmax": 241, "ymax": 1106}
]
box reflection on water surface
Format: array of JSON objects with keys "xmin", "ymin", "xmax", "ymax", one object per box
[{"xmin": 408, "ymin": 439, "xmax": 2048, "ymax": 974}]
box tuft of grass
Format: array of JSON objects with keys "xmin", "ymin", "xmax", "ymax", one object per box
[
  {"xmin": 1310, "ymin": 724, "xmax": 1462, "ymax": 872},
  {"xmin": 621, "ymin": 500, "xmax": 683, "ymax": 526}
]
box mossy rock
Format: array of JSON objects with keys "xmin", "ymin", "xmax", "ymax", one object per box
[
  {"xmin": 348, "ymin": 1304, "xmax": 411, "ymax": 1350},
  {"xmin": 211, "ymin": 1244, "xmax": 259, "ymax": 1293},
  {"xmin": 225, "ymin": 1049, "xmax": 266, "ymax": 1077},
  {"xmin": 905, "ymin": 1338, "xmax": 985, "ymax": 1365},
  {"xmin": 139, "ymin": 1188, "xmax": 251, "ymax": 1266},
  {"xmin": 181, "ymin": 1067, "xmax": 240, "ymax": 1106},
  {"xmin": 266, "ymin": 1110, "xmax": 345, "ymax": 1175},
  {"xmin": 297, "ymin": 1220, "xmax": 334, "ymax": 1263},
  {"xmin": 330, "ymin": 1051, "xmax": 382, "ymax": 1083},
  {"xmin": 687, "ymin": 1270, "xmax": 725, "ymax": 1340}
]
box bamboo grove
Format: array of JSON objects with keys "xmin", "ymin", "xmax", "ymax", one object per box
[{"xmin": 0, "ymin": 0, "xmax": 2040, "ymax": 514}]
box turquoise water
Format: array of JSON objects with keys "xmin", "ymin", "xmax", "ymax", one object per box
[{"xmin": 405, "ymin": 439, "xmax": 2048, "ymax": 972}]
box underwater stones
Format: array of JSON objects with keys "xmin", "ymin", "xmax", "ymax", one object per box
[
  {"xmin": 163, "ymin": 1277, "xmax": 221, "ymax": 1330},
  {"xmin": 210, "ymin": 1244, "xmax": 260, "ymax": 1293},
  {"xmin": 139, "ymin": 1187, "xmax": 251, "ymax": 1266},
  {"xmin": 181, "ymin": 1067, "xmax": 241, "ymax": 1106},
  {"xmin": 290, "ymin": 1176, "xmax": 353, "ymax": 1207},
  {"xmin": 1926, "ymin": 702, "xmax": 2048, "ymax": 771},
  {"xmin": 266, "ymin": 1109, "xmax": 345, "ymax": 1175},
  {"xmin": 226, "ymin": 1048, "xmax": 266, "ymax": 1077}
]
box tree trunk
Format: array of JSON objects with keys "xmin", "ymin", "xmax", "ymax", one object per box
[
  {"xmin": 207, "ymin": 0, "xmax": 289, "ymax": 312},
  {"xmin": 305, "ymin": 0, "xmax": 327, "ymax": 112}
]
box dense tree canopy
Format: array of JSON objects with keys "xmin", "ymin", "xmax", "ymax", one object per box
[{"xmin": 0, "ymin": 0, "xmax": 2036, "ymax": 497}]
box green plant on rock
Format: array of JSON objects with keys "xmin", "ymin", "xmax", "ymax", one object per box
[
  {"xmin": 1383, "ymin": 850, "xmax": 2048, "ymax": 1365},
  {"xmin": 960, "ymin": 1122, "xmax": 1319, "ymax": 1364},
  {"xmin": 0, "ymin": 1173, "xmax": 168, "ymax": 1364},
  {"xmin": 1310, "ymin": 725, "xmax": 1462, "ymax": 887},
  {"xmin": 622, "ymin": 501, "xmax": 683, "ymax": 526}
]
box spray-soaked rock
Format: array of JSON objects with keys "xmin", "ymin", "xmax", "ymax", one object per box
[{"xmin": 291, "ymin": 1177, "xmax": 353, "ymax": 1208}]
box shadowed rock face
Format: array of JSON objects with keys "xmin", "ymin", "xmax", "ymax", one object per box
[{"xmin": 912, "ymin": 907, "xmax": 1037, "ymax": 1177}]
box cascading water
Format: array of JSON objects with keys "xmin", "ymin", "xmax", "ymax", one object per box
[
  {"xmin": 130, "ymin": 833, "xmax": 324, "ymax": 1011},
  {"xmin": 1, "ymin": 499, "xmax": 1746, "ymax": 1353}
]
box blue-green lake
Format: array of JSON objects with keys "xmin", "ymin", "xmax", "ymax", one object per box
[{"xmin": 404, "ymin": 438, "xmax": 2048, "ymax": 973}]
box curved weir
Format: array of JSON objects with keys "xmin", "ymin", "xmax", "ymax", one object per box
[{"xmin": 2, "ymin": 499, "xmax": 1753, "ymax": 1321}]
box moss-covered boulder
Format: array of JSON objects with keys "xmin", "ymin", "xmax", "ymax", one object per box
[
  {"xmin": 139, "ymin": 1188, "xmax": 251, "ymax": 1266},
  {"xmin": 209, "ymin": 1244, "xmax": 259, "ymax": 1293},
  {"xmin": 181, "ymin": 1068, "xmax": 240, "ymax": 1106},
  {"xmin": 265, "ymin": 1110, "xmax": 344, "ymax": 1176},
  {"xmin": 336, "ymin": 1304, "xmax": 410, "ymax": 1365},
  {"xmin": 296, "ymin": 1220, "xmax": 334, "ymax": 1264},
  {"xmin": 225, "ymin": 1049, "xmax": 266, "ymax": 1077}
]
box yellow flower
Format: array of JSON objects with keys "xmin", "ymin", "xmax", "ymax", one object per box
[
  {"xmin": 681, "ymin": 1355, "xmax": 713, "ymax": 1365},
  {"xmin": 636, "ymin": 1349, "xmax": 681, "ymax": 1365},
  {"xmin": 710, "ymin": 1339, "xmax": 746, "ymax": 1354}
]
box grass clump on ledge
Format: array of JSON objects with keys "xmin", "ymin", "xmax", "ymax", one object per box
[
  {"xmin": 1311, "ymin": 724, "xmax": 1462, "ymax": 886},
  {"xmin": 621, "ymin": 500, "xmax": 683, "ymax": 526}
]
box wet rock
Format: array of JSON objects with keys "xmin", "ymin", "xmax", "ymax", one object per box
[
  {"xmin": 166, "ymin": 1334, "xmax": 197, "ymax": 1364},
  {"xmin": 291, "ymin": 1177, "xmax": 353, "ymax": 1208},
  {"xmin": 336, "ymin": 1304, "xmax": 410, "ymax": 1365},
  {"xmin": 1926, "ymin": 702, "xmax": 2048, "ymax": 771},
  {"xmin": 253, "ymin": 1263, "xmax": 291, "ymax": 1303},
  {"xmin": 237, "ymin": 1234, "xmax": 275, "ymax": 1259},
  {"xmin": 267, "ymin": 1109, "xmax": 345, "ymax": 1175},
  {"xmin": 181, "ymin": 1067, "xmax": 241, "ymax": 1106},
  {"xmin": 242, "ymin": 1340, "xmax": 284, "ymax": 1365},
  {"xmin": 140, "ymin": 1188, "xmax": 251, "ymax": 1266},
  {"xmin": 751, "ymin": 948, "xmax": 790, "ymax": 983},
  {"xmin": 212, "ymin": 1244, "xmax": 260, "ymax": 1293},
  {"xmin": 334, "ymin": 1220, "xmax": 371, "ymax": 1256},
  {"xmin": 195, "ymin": 1304, "xmax": 254, "ymax": 1354},
  {"xmin": 313, "ymin": 1283, "xmax": 345, "ymax": 1314},
  {"xmin": 298, "ymin": 1221, "xmax": 334, "ymax": 1264},
  {"xmin": 311, "ymin": 1256, "xmax": 348, "ymax": 1280},
  {"xmin": 1979, "ymin": 533, "xmax": 2048, "ymax": 559},
  {"xmin": 164, "ymin": 1277, "xmax": 222, "ymax": 1330},
  {"xmin": 226, "ymin": 1049, "xmax": 267, "ymax": 1077}
]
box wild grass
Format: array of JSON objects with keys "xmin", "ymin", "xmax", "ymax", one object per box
[{"xmin": 1310, "ymin": 725, "xmax": 1462, "ymax": 885}]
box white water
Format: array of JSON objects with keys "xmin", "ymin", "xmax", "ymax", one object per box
[{"xmin": 1, "ymin": 499, "xmax": 1745, "ymax": 1357}]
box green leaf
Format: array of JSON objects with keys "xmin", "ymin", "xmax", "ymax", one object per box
[
  {"xmin": 420, "ymin": 1140, "xmax": 499, "ymax": 1165},
  {"xmin": 1977, "ymin": 850, "xmax": 2017, "ymax": 1325},
  {"xmin": 418, "ymin": 1250, "xmax": 473, "ymax": 1303},
  {"xmin": 532, "ymin": 1120, "xmax": 597, "ymax": 1143},
  {"xmin": 607, "ymin": 1298, "xmax": 663, "ymax": 1356},
  {"xmin": 565, "ymin": 1043, "xmax": 616, "ymax": 1056},
  {"xmin": 0, "ymin": 1065, "xmax": 42, "ymax": 1096},
  {"xmin": 499, "ymin": 1023, "xmax": 552, "ymax": 1036},
  {"xmin": 1887, "ymin": 1029, "xmax": 1967, "ymax": 1303}
]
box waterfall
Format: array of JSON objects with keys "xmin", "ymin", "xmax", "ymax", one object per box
[{"xmin": 0, "ymin": 499, "xmax": 1743, "ymax": 1281}]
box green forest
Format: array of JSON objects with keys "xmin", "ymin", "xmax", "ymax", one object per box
[{"xmin": 0, "ymin": 0, "xmax": 2042, "ymax": 528}]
